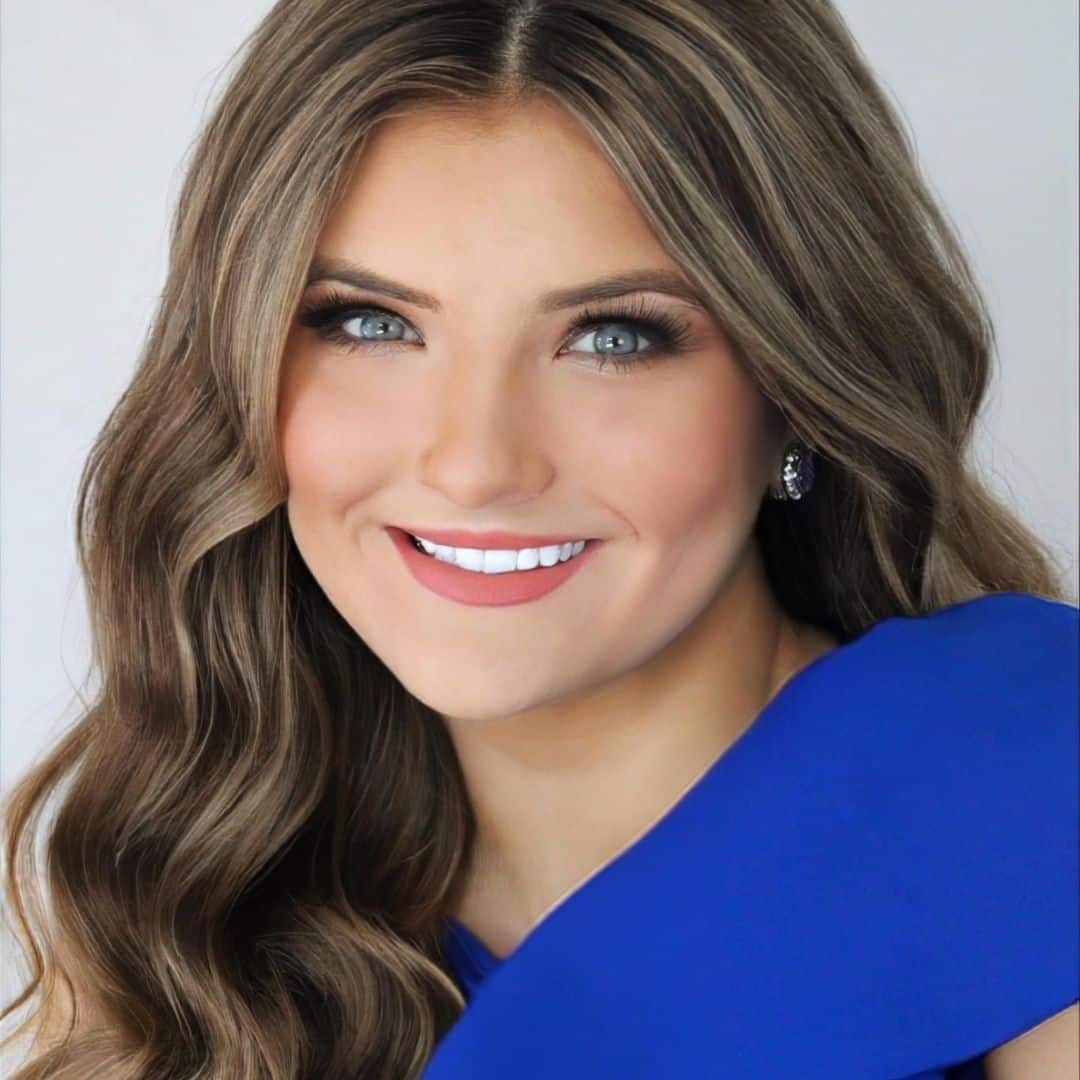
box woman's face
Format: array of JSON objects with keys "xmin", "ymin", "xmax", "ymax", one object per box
[{"xmin": 278, "ymin": 98, "xmax": 789, "ymax": 723}]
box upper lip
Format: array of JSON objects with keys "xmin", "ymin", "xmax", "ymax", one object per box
[{"xmin": 393, "ymin": 525, "xmax": 593, "ymax": 549}]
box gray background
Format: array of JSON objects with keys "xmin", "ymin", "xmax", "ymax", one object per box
[{"xmin": 1, "ymin": 0, "xmax": 1077, "ymax": 1006}]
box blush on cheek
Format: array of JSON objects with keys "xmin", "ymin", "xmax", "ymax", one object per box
[
  {"xmin": 599, "ymin": 381, "xmax": 762, "ymax": 552},
  {"xmin": 279, "ymin": 366, "xmax": 401, "ymax": 493}
]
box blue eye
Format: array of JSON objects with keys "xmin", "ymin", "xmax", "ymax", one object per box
[
  {"xmin": 557, "ymin": 303, "xmax": 691, "ymax": 372},
  {"xmin": 297, "ymin": 290, "xmax": 697, "ymax": 374},
  {"xmin": 298, "ymin": 301, "xmax": 420, "ymax": 350}
]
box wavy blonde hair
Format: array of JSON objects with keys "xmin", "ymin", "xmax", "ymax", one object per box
[{"xmin": 2, "ymin": 0, "xmax": 1070, "ymax": 1076}]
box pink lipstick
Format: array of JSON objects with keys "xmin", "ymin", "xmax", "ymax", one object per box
[{"xmin": 386, "ymin": 526, "xmax": 601, "ymax": 607}]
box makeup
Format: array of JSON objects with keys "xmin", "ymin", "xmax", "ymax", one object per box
[
  {"xmin": 297, "ymin": 291, "xmax": 701, "ymax": 374},
  {"xmin": 385, "ymin": 526, "xmax": 602, "ymax": 607}
]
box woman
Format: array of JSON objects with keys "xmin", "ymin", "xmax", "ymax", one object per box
[{"xmin": 2, "ymin": 1, "xmax": 1076, "ymax": 1077}]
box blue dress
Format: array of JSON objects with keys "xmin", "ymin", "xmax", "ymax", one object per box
[{"xmin": 425, "ymin": 592, "xmax": 1079, "ymax": 1078}]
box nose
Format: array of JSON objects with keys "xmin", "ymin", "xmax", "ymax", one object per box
[{"xmin": 416, "ymin": 354, "xmax": 556, "ymax": 509}]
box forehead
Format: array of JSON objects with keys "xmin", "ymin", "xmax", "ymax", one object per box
[{"xmin": 314, "ymin": 99, "xmax": 683, "ymax": 309}]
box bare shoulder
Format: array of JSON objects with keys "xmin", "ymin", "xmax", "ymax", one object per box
[{"xmin": 984, "ymin": 1001, "xmax": 1079, "ymax": 1080}]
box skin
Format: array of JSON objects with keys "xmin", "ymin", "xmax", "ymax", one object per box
[
  {"xmin": 277, "ymin": 95, "xmax": 840, "ymax": 959},
  {"xmin": 984, "ymin": 1003, "xmax": 1079, "ymax": 1079}
]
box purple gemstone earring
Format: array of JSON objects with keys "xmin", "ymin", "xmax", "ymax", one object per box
[{"xmin": 768, "ymin": 441, "xmax": 816, "ymax": 501}]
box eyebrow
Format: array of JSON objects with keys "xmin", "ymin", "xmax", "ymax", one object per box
[{"xmin": 305, "ymin": 255, "xmax": 708, "ymax": 314}]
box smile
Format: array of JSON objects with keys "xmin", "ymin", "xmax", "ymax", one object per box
[{"xmin": 385, "ymin": 527, "xmax": 601, "ymax": 607}]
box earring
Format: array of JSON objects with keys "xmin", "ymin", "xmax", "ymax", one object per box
[{"xmin": 768, "ymin": 441, "xmax": 816, "ymax": 501}]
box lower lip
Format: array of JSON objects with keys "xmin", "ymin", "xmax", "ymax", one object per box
[{"xmin": 386, "ymin": 527, "xmax": 601, "ymax": 607}]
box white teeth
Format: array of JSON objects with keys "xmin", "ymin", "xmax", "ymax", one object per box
[{"xmin": 411, "ymin": 534, "xmax": 587, "ymax": 574}]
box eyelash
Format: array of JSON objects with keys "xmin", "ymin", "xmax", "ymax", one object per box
[{"xmin": 296, "ymin": 289, "xmax": 697, "ymax": 374}]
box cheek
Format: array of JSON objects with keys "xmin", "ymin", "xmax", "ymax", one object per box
[
  {"xmin": 276, "ymin": 368, "xmax": 405, "ymax": 640},
  {"xmin": 277, "ymin": 363, "xmax": 400, "ymax": 523},
  {"xmin": 585, "ymin": 366, "xmax": 771, "ymax": 545}
]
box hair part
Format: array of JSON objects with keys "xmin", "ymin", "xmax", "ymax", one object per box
[{"xmin": 2, "ymin": 0, "xmax": 1069, "ymax": 1076}]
